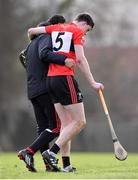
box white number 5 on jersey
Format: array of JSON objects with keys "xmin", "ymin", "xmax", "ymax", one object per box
[{"xmin": 52, "ymin": 31, "xmax": 72, "ymax": 53}]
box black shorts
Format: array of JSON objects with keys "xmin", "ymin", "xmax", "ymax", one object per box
[
  {"xmin": 31, "ymin": 93, "xmax": 60, "ymax": 134},
  {"xmin": 47, "ymin": 75, "xmax": 83, "ymax": 105}
]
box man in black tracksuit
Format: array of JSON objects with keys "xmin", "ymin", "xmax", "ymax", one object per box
[{"xmin": 18, "ymin": 16, "xmax": 74, "ymax": 172}]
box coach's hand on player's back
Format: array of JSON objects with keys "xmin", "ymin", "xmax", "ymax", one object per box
[
  {"xmin": 91, "ymin": 81, "xmax": 104, "ymax": 91},
  {"xmin": 65, "ymin": 58, "xmax": 75, "ymax": 69}
]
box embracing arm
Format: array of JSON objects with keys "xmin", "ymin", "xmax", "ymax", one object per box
[
  {"xmin": 38, "ymin": 35, "xmax": 66, "ymax": 65},
  {"xmin": 28, "ymin": 27, "xmax": 75, "ymax": 68},
  {"xmin": 28, "ymin": 27, "xmax": 66, "ymax": 65},
  {"xmin": 28, "ymin": 27, "xmax": 46, "ymax": 40},
  {"xmin": 38, "ymin": 35, "xmax": 75, "ymax": 68},
  {"xmin": 75, "ymin": 45, "xmax": 104, "ymax": 90}
]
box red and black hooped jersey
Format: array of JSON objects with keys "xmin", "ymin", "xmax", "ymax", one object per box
[{"xmin": 45, "ymin": 22, "xmax": 85, "ymax": 76}]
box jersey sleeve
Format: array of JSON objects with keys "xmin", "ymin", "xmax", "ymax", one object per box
[
  {"xmin": 45, "ymin": 25, "xmax": 52, "ymax": 33},
  {"xmin": 73, "ymin": 29, "xmax": 85, "ymax": 45},
  {"xmin": 45, "ymin": 24, "xmax": 58, "ymax": 33}
]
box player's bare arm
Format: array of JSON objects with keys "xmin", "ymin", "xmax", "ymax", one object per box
[
  {"xmin": 28, "ymin": 27, "xmax": 45, "ymax": 40},
  {"xmin": 75, "ymin": 44, "xmax": 104, "ymax": 91}
]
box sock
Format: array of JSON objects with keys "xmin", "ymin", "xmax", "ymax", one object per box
[
  {"xmin": 40, "ymin": 145, "xmax": 49, "ymax": 167},
  {"xmin": 50, "ymin": 143, "xmax": 60, "ymax": 155},
  {"xmin": 29, "ymin": 129, "xmax": 56, "ymax": 153},
  {"xmin": 62, "ymin": 156, "xmax": 70, "ymax": 168}
]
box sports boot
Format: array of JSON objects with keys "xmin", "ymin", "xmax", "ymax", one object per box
[
  {"xmin": 42, "ymin": 150, "xmax": 60, "ymax": 172},
  {"xmin": 17, "ymin": 149, "xmax": 36, "ymax": 172},
  {"xmin": 62, "ymin": 165, "xmax": 76, "ymax": 172}
]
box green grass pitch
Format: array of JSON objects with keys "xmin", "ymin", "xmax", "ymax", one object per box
[{"xmin": 0, "ymin": 152, "xmax": 138, "ymax": 179}]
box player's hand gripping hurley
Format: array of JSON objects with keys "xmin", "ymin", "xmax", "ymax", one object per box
[{"xmin": 98, "ymin": 89, "xmax": 127, "ymax": 161}]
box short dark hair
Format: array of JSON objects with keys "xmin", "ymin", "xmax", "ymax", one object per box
[
  {"xmin": 75, "ymin": 13, "xmax": 94, "ymax": 28},
  {"xmin": 38, "ymin": 15, "xmax": 66, "ymax": 27},
  {"xmin": 48, "ymin": 15, "xmax": 66, "ymax": 25}
]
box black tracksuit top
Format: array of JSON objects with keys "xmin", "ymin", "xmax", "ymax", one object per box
[{"xmin": 26, "ymin": 33, "xmax": 66, "ymax": 99}]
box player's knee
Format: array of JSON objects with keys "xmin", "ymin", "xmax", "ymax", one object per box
[
  {"xmin": 80, "ymin": 118, "xmax": 86, "ymax": 128},
  {"xmin": 76, "ymin": 118, "xmax": 86, "ymax": 129}
]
